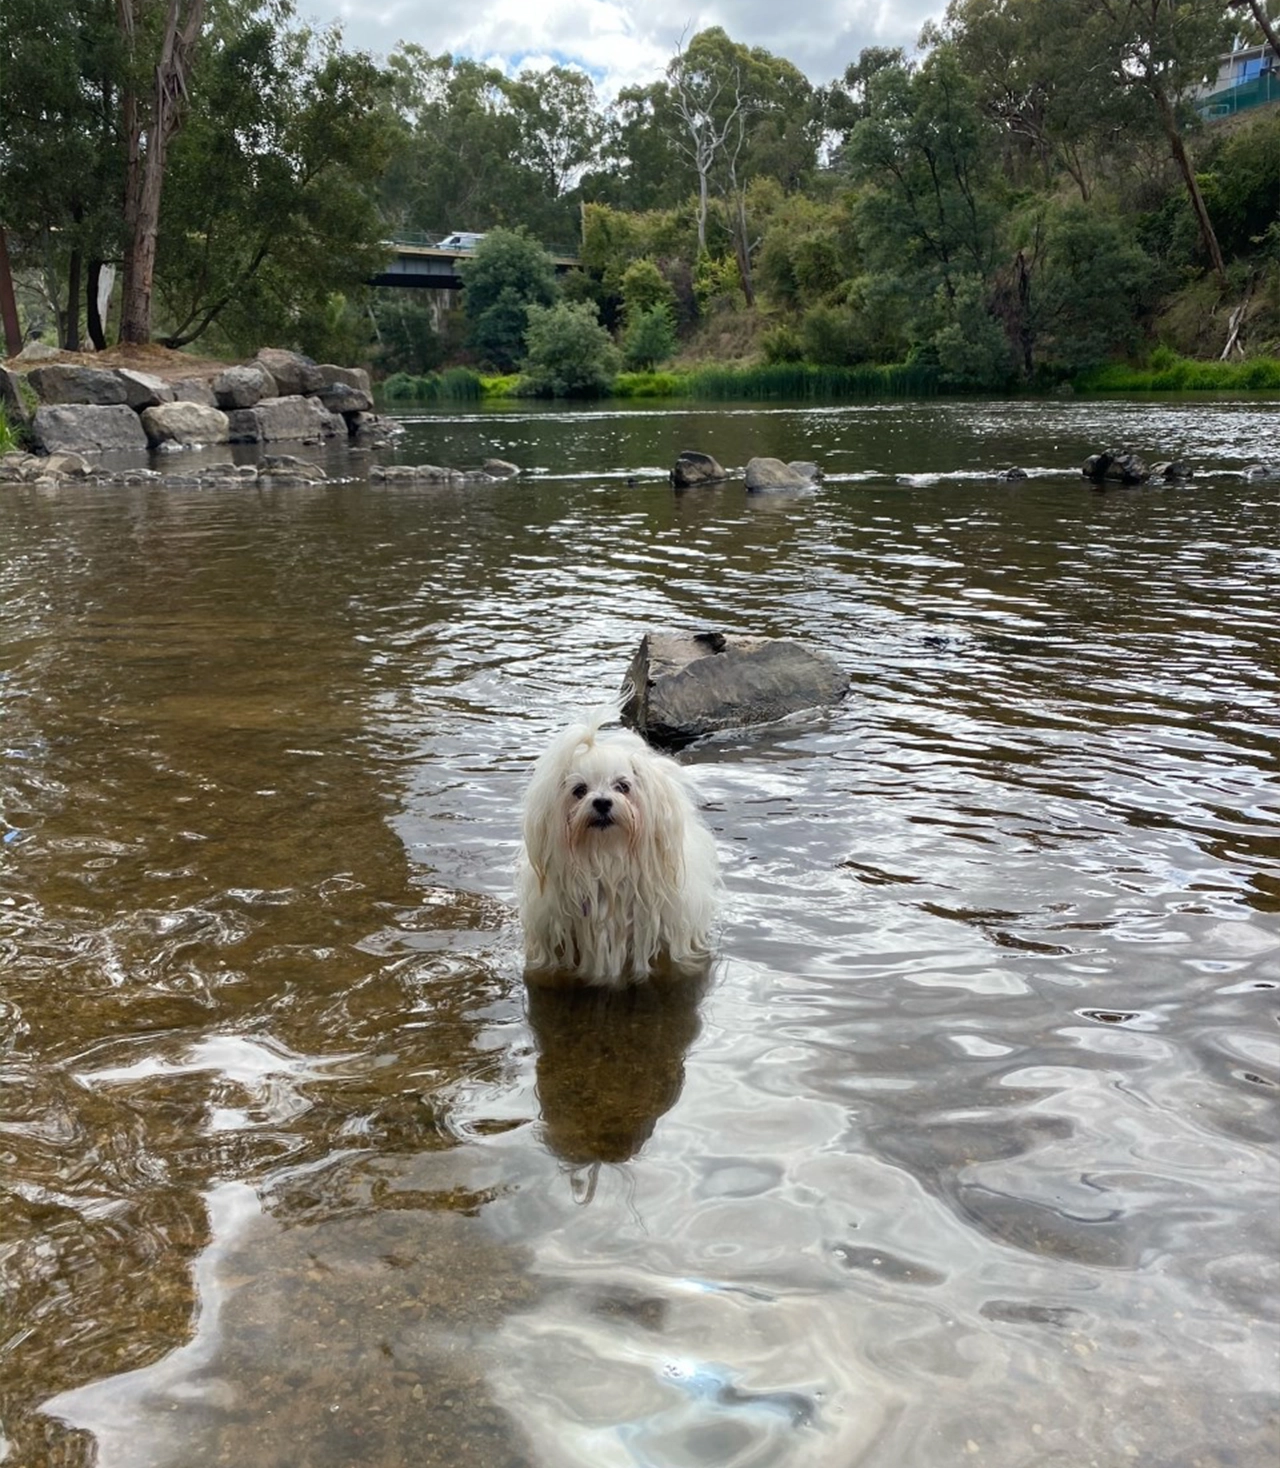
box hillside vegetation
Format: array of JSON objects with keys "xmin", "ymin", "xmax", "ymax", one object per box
[{"xmin": 2, "ymin": 0, "xmax": 1277, "ymax": 393}]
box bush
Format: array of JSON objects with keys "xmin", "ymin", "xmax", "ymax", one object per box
[
  {"xmin": 521, "ymin": 301, "xmax": 620, "ymax": 397},
  {"xmin": 761, "ymin": 323, "xmax": 805, "ymax": 363},
  {"xmin": 623, "ymin": 304, "xmax": 677, "ymax": 370},
  {"xmin": 458, "ymin": 228, "xmax": 559, "ymax": 372}
]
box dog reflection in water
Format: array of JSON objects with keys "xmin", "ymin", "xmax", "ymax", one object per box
[
  {"xmin": 526, "ymin": 980, "xmax": 706, "ymax": 1166},
  {"xmin": 515, "ymin": 710, "xmax": 719, "ymax": 987}
]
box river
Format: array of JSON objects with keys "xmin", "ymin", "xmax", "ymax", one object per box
[{"xmin": 1, "ymin": 396, "xmax": 1278, "ymax": 1467}]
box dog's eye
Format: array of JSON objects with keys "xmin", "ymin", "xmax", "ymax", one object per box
[
  {"xmin": 571, "ymin": 782, "xmax": 588, "ymax": 800},
  {"xmin": 613, "ymin": 778, "xmax": 631, "ymax": 795}
]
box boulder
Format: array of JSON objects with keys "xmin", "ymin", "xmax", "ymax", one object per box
[
  {"xmin": 999, "ymin": 466, "xmax": 1028, "ymax": 481},
  {"xmin": 1149, "ymin": 460, "xmax": 1193, "ymax": 482},
  {"xmin": 140, "ymin": 401, "xmax": 231, "ymax": 448},
  {"xmin": 314, "ymin": 381, "xmax": 373, "ymax": 415},
  {"xmin": 254, "ymin": 347, "xmax": 324, "ymax": 397},
  {"xmin": 213, "ymin": 363, "xmax": 277, "ymax": 409},
  {"xmin": 13, "ymin": 341, "xmax": 62, "ymax": 364},
  {"xmin": 670, "ymin": 450, "xmax": 727, "ymax": 488},
  {"xmin": 788, "ymin": 460, "xmax": 824, "ymax": 482},
  {"xmin": 1243, "ymin": 463, "xmax": 1280, "ymax": 480},
  {"xmin": 43, "ymin": 452, "xmax": 95, "ymax": 479},
  {"xmin": 316, "ymin": 364, "xmax": 372, "ymax": 396},
  {"xmin": 27, "ymin": 364, "xmax": 129, "ymax": 406},
  {"xmin": 483, "ymin": 457, "xmax": 520, "ymax": 477},
  {"xmin": 224, "ymin": 408, "xmax": 262, "ymax": 443},
  {"xmin": 349, "ymin": 412, "xmax": 399, "ymax": 446},
  {"xmin": 115, "ymin": 369, "xmax": 174, "ymax": 410},
  {"xmin": 621, "ymin": 630, "xmax": 851, "ymax": 750},
  {"xmin": 1082, "ymin": 450, "xmax": 1148, "ymax": 485},
  {"xmin": 0, "ymin": 367, "xmax": 32, "ymax": 424},
  {"xmin": 171, "ymin": 377, "xmax": 218, "ymax": 407},
  {"xmin": 240, "ymin": 394, "xmax": 338, "ymax": 442},
  {"xmin": 31, "ymin": 403, "xmax": 148, "ymax": 454},
  {"xmin": 744, "ymin": 456, "xmax": 816, "ymax": 492},
  {"xmin": 259, "ymin": 454, "xmax": 328, "ymax": 483}
]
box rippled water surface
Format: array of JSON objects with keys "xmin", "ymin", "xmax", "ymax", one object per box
[{"xmin": 2, "ymin": 397, "xmax": 1279, "ymax": 1467}]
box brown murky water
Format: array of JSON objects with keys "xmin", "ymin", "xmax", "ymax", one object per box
[{"xmin": 2, "ymin": 397, "xmax": 1279, "ymax": 1467}]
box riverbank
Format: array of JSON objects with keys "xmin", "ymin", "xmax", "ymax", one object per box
[{"xmin": 380, "ymin": 351, "xmax": 1280, "ymax": 405}]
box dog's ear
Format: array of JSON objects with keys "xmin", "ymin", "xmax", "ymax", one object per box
[{"xmin": 632, "ymin": 752, "xmax": 691, "ymax": 876}]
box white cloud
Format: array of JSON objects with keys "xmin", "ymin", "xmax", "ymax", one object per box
[{"xmin": 297, "ymin": 0, "xmax": 942, "ymax": 96}]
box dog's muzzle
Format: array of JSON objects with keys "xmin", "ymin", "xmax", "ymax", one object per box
[{"xmin": 587, "ymin": 795, "xmax": 615, "ymax": 829}]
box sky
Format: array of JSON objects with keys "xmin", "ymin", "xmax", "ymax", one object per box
[{"xmin": 295, "ymin": 0, "xmax": 945, "ymax": 97}]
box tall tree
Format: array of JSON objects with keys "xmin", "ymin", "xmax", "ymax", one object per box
[
  {"xmin": 0, "ymin": 0, "xmax": 124, "ymax": 348},
  {"xmin": 1082, "ymin": 0, "xmax": 1232, "ymax": 283},
  {"xmin": 845, "ymin": 46, "xmax": 1002, "ymax": 299},
  {"xmin": 156, "ymin": 9, "xmax": 392, "ymax": 349},
  {"xmin": 117, "ymin": 0, "xmax": 206, "ymax": 343}
]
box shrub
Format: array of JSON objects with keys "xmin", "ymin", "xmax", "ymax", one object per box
[
  {"xmin": 622, "ymin": 304, "xmax": 677, "ymax": 370},
  {"xmin": 522, "ymin": 301, "xmax": 620, "ymax": 397}
]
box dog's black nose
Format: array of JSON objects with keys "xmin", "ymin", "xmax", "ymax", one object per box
[{"xmin": 592, "ymin": 795, "xmax": 613, "ymax": 815}]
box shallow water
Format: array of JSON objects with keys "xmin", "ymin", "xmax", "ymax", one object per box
[{"xmin": 2, "ymin": 396, "xmax": 1278, "ymax": 1468}]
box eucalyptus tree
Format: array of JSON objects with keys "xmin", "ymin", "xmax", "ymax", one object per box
[
  {"xmin": 116, "ymin": 0, "xmax": 207, "ymax": 343},
  {"xmin": 156, "ymin": 6, "xmax": 392, "ymax": 352},
  {"xmin": 845, "ymin": 46, "xmax": 1003, "ymax": 301},
  {"xmin": 664, "ymin": 27, "xmax": 818, "ymax": 301}
]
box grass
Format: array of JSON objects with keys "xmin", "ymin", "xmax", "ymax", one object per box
[
  {"xmin": 1075, "ymin": 351, "xmax": 1280, "ymax": 393},
  {"xmin": 378, "ymin": 350, "xmax": 1280, "ymax": 405},
  {"xmin": 0, "ymin": 405, "xmax": 16, "ymax": 453},
  {"xmin": 615, "ymin": 362, "xmax": 942, "ymax": 400}
]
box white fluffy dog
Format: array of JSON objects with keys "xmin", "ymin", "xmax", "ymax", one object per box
[{"xmin": 516, "ymin": 710, "xmax": 719, "ymax": 987}]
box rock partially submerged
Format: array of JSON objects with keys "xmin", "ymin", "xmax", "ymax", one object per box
[
  {"xmin": 670, "ymin": 450, "xmax": 727, "ymax": 488},
  {"xmin": 1082, "ymin": 450, "xmax": 1149, "ymax": 485},
  {"xmin": 744, "ymin": 457, "xmax": 819, "ymax": 492},
  {"xmin": 622, "ymin": 630, "xmax": 850, "ymax": 750},
  {"xmin": 0, "ymin": 449, "xmax": 330, "ymax": 491}
]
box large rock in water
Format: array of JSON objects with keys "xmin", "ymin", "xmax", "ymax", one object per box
[
  {"xmin": 744, "ymin": 457, "xmax": 817, "ymax": 492},
  {"xmin": 31, "ymin": 403, "xmax": 148, "ymax": 454},
  {"xmin": 670, "ymin": 450, "xmax": 727, "ymax": 488},
  {"xmin": 622, "ymin": 631, "xmax": 850, "ymax": 749},
  {"xmin": 140, "ymin": 401, "xmax": 231, "ymax": 448},
  {"xmin": 1082, "ymin": 450, "xmax": 1148, "ymax": 485}
]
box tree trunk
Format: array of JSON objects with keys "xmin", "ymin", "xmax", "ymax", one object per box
[
  {"xmin": 87, "ymin": 260, "xmax": 108, "ymax": 350},
  {"xmin": 0, "ymin": 228, "xmax": 22, "ymax": 357},
  {"xmin": 65, "ymin": 249, "xmax": 83, "ymax": 351},
  {"xmin": 1152, "ymin": 82, "xmax": 1227, "ymax": 285},
  {"xmin": 732, "ymin": 192, "xmax": 755, "ymax": 306},
  {"xmin": 118, "ymin": 0, "xmax": 206, "ymax": 345}
]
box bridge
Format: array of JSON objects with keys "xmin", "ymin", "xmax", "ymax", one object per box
[{"xmin": 372, "ymin": 234, "xmax": 581, "ymax": 290}]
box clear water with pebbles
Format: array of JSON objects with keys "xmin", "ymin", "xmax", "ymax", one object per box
[{"xmin": 2, "ymin": 395, "xmax": 1278, "ymax": 1468}]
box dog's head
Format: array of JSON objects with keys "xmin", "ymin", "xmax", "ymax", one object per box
[{"xmin": 521, "ymin": 713, "xmax": 688, "ymax": 877}]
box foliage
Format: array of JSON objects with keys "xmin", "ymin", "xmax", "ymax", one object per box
[
  {"xmin": 619, "ymin": 258, "xmax": 677, "ymax": 320},
  {"xmin": 612, "ymin": 371, "xmax": 687, "ymax": 397},
  {"xmin": 157, "ymin": 13, "xmax": 392, "ymax": 351},
  {"xmin": 1076, "ymin": 353, "xmax": 1280, "ymax": 390},
  {"xmin": 932, "ymin": 275, "xmax": 1017, "ymax": 388},
  {"xmin": 379, "ymin": 367, "xmax": 485, "ymax": 399},
  {"xmin": 521, "ymin": 301, "xmax": 620, "ymax": 396},
  {"xmin": 457, "ymin": 227, "xmax": 560, "ymax": 371},
  {"xmin": 623, "ymin": 305, "xmax": 678, "ymax": 369},
  {"xmin": 381, "ymin": 51, "xmax": 599, "ymax": 242},
  {"xmin": 0, "ymin": 405, "xmax": 17, "ymax": 453}
]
